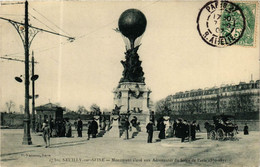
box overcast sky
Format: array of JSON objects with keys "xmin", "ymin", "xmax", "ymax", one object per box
[{"xmin": 0, "ymin": 0, "xmax": 259, "ymax": 112}]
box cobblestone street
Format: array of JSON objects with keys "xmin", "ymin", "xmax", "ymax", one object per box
[{"xmin": 1, "ymin": 129, "xmax": 259, "ymax": 167}]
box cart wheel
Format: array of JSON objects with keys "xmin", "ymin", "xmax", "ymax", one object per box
[
  {"xmin": 217, "ymin": 128, "xmax": 225, "ymax": 141},
  {"xmin": 209, "ymin": 130, "xmax": 216, "ymax": 140}
]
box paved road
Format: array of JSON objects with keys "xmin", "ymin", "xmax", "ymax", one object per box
[{"xmin": 0, "ymin": 129, "xmax": 259, "ymax": 167}]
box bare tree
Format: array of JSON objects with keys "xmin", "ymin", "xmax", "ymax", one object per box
[
  {"xmin": 6, "ymin": 100, "xmax": 15, "ymax": 113},
  {"xmin": 227, "ymin": 92, "xmax": 255, "ymax": 113},
  {"xmin": 186, "ymin": 99, "xmax": 202, "ymax": 115},
  {"xmin": 155, "ymin": 99, "xmax": 171, "ymax": 116},
  {"xmin": 19, "ymin": 105, "xmax": 24, "ymax": 114},
  {"xmin": 77, "ymin": 105, "xmax": 88, "ymax": 114},
  {"xmin": 90, "ymin": 104, "xmax": 101, "ymax": 115}
]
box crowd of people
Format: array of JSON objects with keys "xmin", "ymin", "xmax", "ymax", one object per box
[
  {"xmin": 40, "ymin": 117, "xmax": 102, "ymax": 148},
  {"xmin": 146, "ymin": 117, "xmax": 201, "ymax": 143},
  {"xmin": 40, "ymin": 115, "xmax": 250, "ymax": 147}
]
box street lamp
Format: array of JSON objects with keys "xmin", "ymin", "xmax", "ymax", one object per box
[
  {"xmin": 2, "ymin": 0, "xmax": 74, "ymax": 145},
  {"xmin": 15, "ymin": 64, "xmax": 39, "ymax": 134}
]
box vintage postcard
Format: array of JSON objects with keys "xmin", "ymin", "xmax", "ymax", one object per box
[{"xmin": 0, "ymin": 0, "xmax": 259, "ymax": 167}]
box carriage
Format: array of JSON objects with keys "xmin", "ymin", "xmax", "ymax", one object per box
[{"xmin": 205, "ymin": 115, "xmax": 238, "ymax": 141}]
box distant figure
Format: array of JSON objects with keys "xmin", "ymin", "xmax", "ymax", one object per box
[
  {"xmin": 51, "ymin": 120, "xmax": 58, "ymax": 137},
  {"xmin": 65, "ymin": 118, "xmax": 72, "ymax": 137},
  {"xmin": 61, "ymin": 120, "xmax": 66, "ymax": 137},
  {"xmin": 146, "ymin": 120, "xmax": 154, "ymax": 143},
  {"xmin": 87, "ymin": 121, "xmax": 92, "ymax": 140},
  {"xmin": 149, "ymin": 111, "xmax": 155, "ymax": 124},
  {"xmin": 244, "ymin": 123, "xmax": 249, "ymax": 135},
  {"xmin": 173, "ymin": 120, "xmax": 177, "ymax": 137},
  {"xmin": 166, "ymin": 125, "xmax": 174, "ymax": 138},
  {"xmin": 91, "ymin": 118, "xmax": 98, "ymax": 138},
  {"xmin": 130, "ymin": 116, "xmax": 140, "ymax": 131},
  {"xmin": 196, "ymin": 123, "xmax": 201, "ymax": 132},
  {"xmin": 204, "ymin": 121, "xmax": 215, "ymax": 139},
  {"xmin": 42, "ymin": 122, "xmax": 51, "ymax": 148},
  {"xmin": 77, "ymin": 117, "xmax": 83, "ymax": 137},
  {"xmin": 50, "ymin": 119, "xmax": 55, "ymax": 137},
  {"xmin": 124, "ymin": 118, "xmax": 130, "ymax": 139},
  {"xmin": 191, "ymin": 121, "xmax": 197, "ymax": 141},
  {"xmin": 158, "ymin": 118, "xmax": 166, "ymax": 139},
  {"xmin": 179, "ymin": 119, "xmax": 187, "ymax": 142},
  {"xmin": 130, "ymin": 116, "xmax": 138, "ymax": 127},
  {"xmin": 100, "ymin": 117, "xmax": 106, "ymax": 130},
  {"xmin": 74, "ymin": 120, "xmax": 78, "ymax": 130}
]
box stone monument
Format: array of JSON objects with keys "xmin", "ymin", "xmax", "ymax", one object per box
[{"xmin": 113, "ymin": 9, "xmax": 152, "ymax": 127}]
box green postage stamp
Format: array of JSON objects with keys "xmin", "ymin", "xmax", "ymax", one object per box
[
  {"xmin": 197, "ymin": 0, "xmax": 258, "ymax": 47},
  {"xmin": 234, "ymin": 2, "xmax": 257, "ymax": 46}
]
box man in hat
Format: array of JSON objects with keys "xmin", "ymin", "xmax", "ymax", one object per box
[
  {"xmin": 191, "ymin": 120, "xmax": 197, "ymax": 141},
  {"xmin": 77, "ymin": 117, "xmax": 83, "ymax": 137},
  {"xmin": 146, "ymin": 120, "xmax": 154, "ymax": 143},
  {"xmin": 124, "ymin": 118, "xmax": 130, "ymax": 139},
  {"xmin": 91, "ymin": 118, "xmax": 98, "ymax": 138}
]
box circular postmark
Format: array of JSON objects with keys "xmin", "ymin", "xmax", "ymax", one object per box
[{"xmin": 197, "ymin": 1, "xmax": 246, "ymax": 47}]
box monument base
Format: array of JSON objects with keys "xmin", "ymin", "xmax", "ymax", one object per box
[{"xmin": 113, "ymin": 82, "xmax": 152, "ymax": 115}]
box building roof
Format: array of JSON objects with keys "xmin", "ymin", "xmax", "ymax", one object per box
[{"xmin": 35, "ymin": 103, "xmax": 65, "ymax": 111}]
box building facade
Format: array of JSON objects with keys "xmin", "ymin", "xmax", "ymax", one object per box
[{"xmin": 161, "ymin": 80, "xmax": 260, "ymax": 115}]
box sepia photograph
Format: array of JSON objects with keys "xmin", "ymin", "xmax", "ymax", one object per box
[{"xmin": 0, "ymin": 0, "xmax": 259, "ymax": 167}]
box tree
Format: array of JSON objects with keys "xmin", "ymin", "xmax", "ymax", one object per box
[
  {"xmin": 6, "ymin": 100, "xmax": 15, "ymax": 113},
  {"xmin": 155, "ymin": 99, "xmax": 171, "ymax": 116},
  {"xmin": 186, "ymin": 99, "xmax": 202, "ymax": 115},
  {"xmin": 226, "ymin": 92, "xmax": 255, "ymax": 113},
  {"xmin": 90, "ymin": 104, "xmax": 101, "ymax": 115},
  {"xmin": 19, "ymin": 105, "xmax": 24, "ymax": 114},
  {"xmin": 77, "ymin": 105, "xmax": 88, "ymax": 114}
]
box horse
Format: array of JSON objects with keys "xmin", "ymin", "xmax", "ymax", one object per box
[{"xmin": 204, "ymin": 121, "xmax": 215, "ymax": 139}]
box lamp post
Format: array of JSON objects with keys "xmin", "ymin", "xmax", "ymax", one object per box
[
  {"xmin": 22, "ymin": 0, "xmax": 31, "ymax": 145},
  {"xmin": 31, "ymin": 51, "xmax": 39, "ymax": 133},
  {"xmin": 2, "ymin": 0, "xmax": 74, "ymax": 145}
]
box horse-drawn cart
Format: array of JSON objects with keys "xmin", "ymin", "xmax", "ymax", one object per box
[{"xmin": 205, "ymin": 115, "xmax": 238, "ymax": 141}]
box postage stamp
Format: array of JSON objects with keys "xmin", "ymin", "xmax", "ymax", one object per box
[
  {"xmin": 197, "ymin": 0, "xmax": 257, "ymax": 47},
  {"xmin": 234, "ymin": 2, "xmax": 258, "ymax": 47}
]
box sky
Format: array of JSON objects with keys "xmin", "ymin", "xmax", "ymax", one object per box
[{"xmin": 0, "ymin": 0, "xmax": 259, "ymax": 113}]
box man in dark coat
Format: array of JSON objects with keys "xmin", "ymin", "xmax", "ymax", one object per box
[
  {"xmin": 87, "ymin": 121, "xmax": 92, "ymax": 140},
  {"xmin": 91, "ymin": 118, "xmax": 98, "ymax": 138},
  {"xmin": 191, "ymin": 120, "xmax": 197, "ymax": 141},
  {"xmin": 146, "ymin": 120, "xmax": 154, "ymax": 143},
  {"xmin": 77, "ymin": 117, "xmax": 83, "ymax": 137},
  {"xmin": 178, "ymin": 119, "xmax": 187, "ymax": 142},
  {"xmin": 124, "ymin": 118, "xmax": 130, "ymax": 139}
]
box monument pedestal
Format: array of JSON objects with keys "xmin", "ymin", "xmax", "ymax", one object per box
[
  {"xmin": 113, "ymin": 82, "xmax": 152, "ymax": 132},
  {"xmin": 113, "ymin": 82, "xmax": 151, "ymax": 114}
]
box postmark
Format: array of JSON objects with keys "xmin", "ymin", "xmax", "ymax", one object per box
[{"xmin": 197, "ymin": 1, "xmax": 246, "ymax": 47}]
